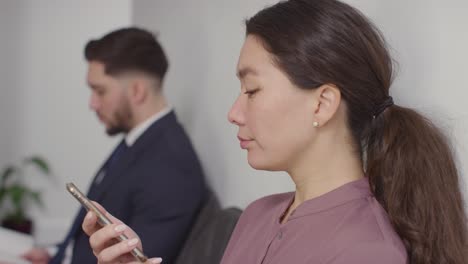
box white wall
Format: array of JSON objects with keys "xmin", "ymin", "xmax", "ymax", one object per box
[
  {"xmin": 132, "ymin": 0, "xmax": 468, "ymax": 209},
  {"xmin": 0, "ymin": 0, "xmax": 132, "ymax": 245},
  {"xmin": 0, "ymin": 2, "xmax": 22, "ymax": 170}
]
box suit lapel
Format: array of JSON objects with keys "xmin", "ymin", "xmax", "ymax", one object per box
[
  {"xmin": 89, "ymin": 145, "xmax": 135, "ymax": 201},
  {"xmin": 88, "ymin": 111, "xmax": 177, "ymax": 202}
]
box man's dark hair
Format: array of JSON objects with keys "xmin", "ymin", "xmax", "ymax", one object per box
[{"xmin": 85, "ymin": 27, "xmax": 168, "ymax": 81}]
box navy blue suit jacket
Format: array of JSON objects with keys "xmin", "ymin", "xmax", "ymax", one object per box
[{"xmin": 69, "ymin": 111, "xmax": 206, "ymax": 263}]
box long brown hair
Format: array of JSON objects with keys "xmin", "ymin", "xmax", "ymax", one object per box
[{"xmin": 246, "ymin": 0, "xmax": 467, "ymax": 263}]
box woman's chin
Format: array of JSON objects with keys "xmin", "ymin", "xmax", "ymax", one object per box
[{"xmin": 247, "ymin": 156, "xmax": 282, "ymax": 171}]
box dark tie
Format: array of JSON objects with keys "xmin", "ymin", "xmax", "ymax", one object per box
[{"xmin": 49, "ymin": 140, "xmax": 128, "ymax": 264}]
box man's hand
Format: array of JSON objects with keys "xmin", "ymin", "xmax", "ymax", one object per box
[{"xmin": 22, "ymin": 247, "xmax": 51, "ymax": 264}]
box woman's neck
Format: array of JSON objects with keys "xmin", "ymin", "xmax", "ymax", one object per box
[{"xmin": 282, "ymin": 140, "xmax": 364, "ymax": 223}]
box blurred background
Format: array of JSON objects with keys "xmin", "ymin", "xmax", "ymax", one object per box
[{"xmin": 0, "ymin": 0, "xmax": 466, "ymax": 246}]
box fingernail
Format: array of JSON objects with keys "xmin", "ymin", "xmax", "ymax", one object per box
[
  {"xmin": 114, "ymin": 224, "xmax": 127, "ymax": 232},
  {"xmin": 150, "ymin": 258, "xmax": 163, "ymax": 263},
  {"xmin": 127, "ymin": 238, "xmax": 139, "ymax": 247},
  {"xmin": 86, "ymin": 212, "xmax": 93, "ymax": 219}
]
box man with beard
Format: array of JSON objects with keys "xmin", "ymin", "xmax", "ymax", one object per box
[{"xmin": 23, "ymin": 27, "xmax": 207, "ymax": 264}]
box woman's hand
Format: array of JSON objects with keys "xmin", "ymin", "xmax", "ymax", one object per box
[{"xmin": 82, "ymin": 202, "xmax": 162, "ymax": 264}]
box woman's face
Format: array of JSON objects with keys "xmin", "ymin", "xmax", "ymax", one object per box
[{"xmin": 228, "ymin": 35, "xmax": 319, "ymax": 171}]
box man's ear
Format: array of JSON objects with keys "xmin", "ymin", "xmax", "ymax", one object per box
[
  {"xmin": 128, "ymin": 77, "xmax": 148, "ymax": 105},
  {"xmin": 311, "ymin": 84, "xmax": 341, "ymax": 127}
]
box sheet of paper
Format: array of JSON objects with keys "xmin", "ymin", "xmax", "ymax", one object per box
[
  {"xmin": 0, "ymin": 227, "xmax": 33, "ymax": 260},
  {"xmin": 0, "ymin": 250, "xmax": 30, "ymax": 264}
]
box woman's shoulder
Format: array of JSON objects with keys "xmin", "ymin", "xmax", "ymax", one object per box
[
  {"xmin": 322, "ymin": 196, "xmax": 407, "ymax": 263},
  {"xmin": 320, "ymin": 196, "xmax": 407, "ymax": 263},
  {"xmin": 247, "ymin": 192, "xmax": 293, "ymax": 210},
  {"xmin": 326, "ymin": 240, "xmax": 407, "ymax": 264},
  {"xmin": 240, "ymin": 192, "xmax": 294, "ymax": 219}
]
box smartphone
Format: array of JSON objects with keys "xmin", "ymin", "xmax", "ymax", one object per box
[{"xmin": 66, "ymin": 182, "xmax": 148, "ymax": 263}]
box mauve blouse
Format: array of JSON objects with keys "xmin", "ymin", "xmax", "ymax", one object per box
[{"xmin": 220, "ymin": 178, "xmax": 407, "ymax": 264}]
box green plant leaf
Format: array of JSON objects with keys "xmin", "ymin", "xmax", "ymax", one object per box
[
  {"xmin": 0, "ymin": 188, "xmax": 6, "ymax": 205},
  {"xmin": 1, "ymin": 156, "xmax": 51, "ymax": 223},
  {"xmin": 1, "ymin": 165, "xmax": 18, "ymax": 187},
  {"xmin": 4, "ymin": 211, "xmax": 26, "ymax": 222},
  {"xmin": 24, "ymin": 156, "xmax": 50, "ymax": 175},
  {"xmin": 29, "ymin": 191, "xmax": 43, "ymax": 208},
  {"xmin": 8, "ymin": 185, "xmax": 26, "ymax": 208}
]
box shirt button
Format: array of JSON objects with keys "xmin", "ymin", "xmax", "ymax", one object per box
[{"xmin": 277, "ymin": 231, "xmax": 283, "ymax": 240}]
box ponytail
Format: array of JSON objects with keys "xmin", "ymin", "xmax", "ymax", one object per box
[{"xmin": 366, "ymin": 105, "xmax": 467, "ymax": 263}]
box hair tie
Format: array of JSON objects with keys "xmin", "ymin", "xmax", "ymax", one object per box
[{"xmin": 373, "ymin": 96, "xmax": 394, "ymax": 119}]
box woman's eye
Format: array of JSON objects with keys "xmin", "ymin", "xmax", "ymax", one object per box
[{"xmin": 244, "ymin": 88, "xmax": 259, "ymax": 97}]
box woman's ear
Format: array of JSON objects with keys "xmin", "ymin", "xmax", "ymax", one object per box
[{"xmin": 311, "ymin": 84, "xmax": 341, "ymax": 127}]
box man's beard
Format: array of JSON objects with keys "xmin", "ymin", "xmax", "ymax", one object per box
[{"xmin": 106, "ymin": 100, "xmax": 133, "ymax": 136}]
